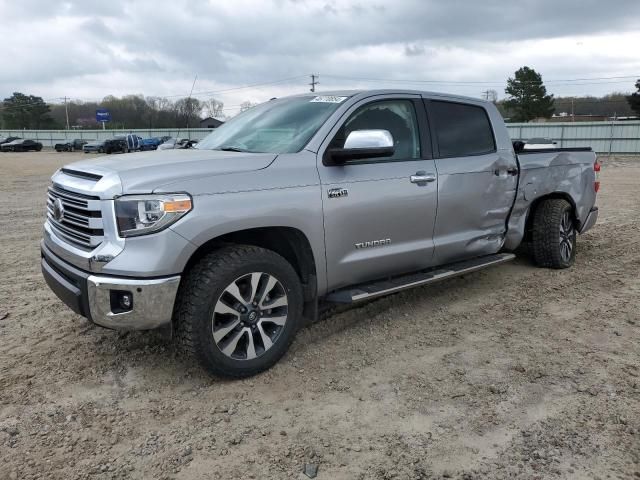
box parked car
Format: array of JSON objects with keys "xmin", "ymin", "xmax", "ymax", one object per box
[
  {"xmin": 140, "ymin": 136, "xmax": 172, "ymax": 151},
  {"xmin": 1, "ymin": 138, "xmax": 42, "ymax": 152},
  {"xmin": 83, "ymin": 140, "xmax": 106, "ymax": 153},
  {"xmin": 0, "ymin": 136, "xmax": 20, "ymax": 146},
  {"xmin": 104, "ymin": 137, "xmax": 128, "ymax": 154},
  {"xmin": 41, "ymin": 90, "xmax": 599, "ymax": 378},
  {"xmin": 120, "ymin": 134, "xmax": 142, "ymax": 152},
  {"xmin": 55, "ymin": 139, "xmax": 89, "ymax": 152},
  {"xmin": 157, "ymin": 137, "xmax": 198, "ymax": 150}
]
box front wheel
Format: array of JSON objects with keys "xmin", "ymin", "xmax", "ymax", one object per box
[
  {"xmin": 175, "ymin": 245, "xmax": 303, "ymax": 378},
  {"xmin": 531, "ymin": 199, "xmax": 576, "ymax": 269}
]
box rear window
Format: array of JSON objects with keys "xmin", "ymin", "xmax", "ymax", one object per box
[{"xmin": 430, "ymin": 101, "xmax": 495, "ymax": 158}]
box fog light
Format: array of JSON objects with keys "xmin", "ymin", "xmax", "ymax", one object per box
[
  {"xmin": 110, "ymin": 290, "xmax": 133, "ymax": 314},
  {"xmin": 120, "ymin": 293, "xmax": 133, "ymax": 309}
]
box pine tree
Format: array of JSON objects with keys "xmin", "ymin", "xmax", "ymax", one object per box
[
  {"xmin": 504, "ymin": 67, "xmax": 555, "ymax": 122},
  {"xmin": 627, "ymin": 79, "xmax": 640, "ymax": 115},
  {"xmin": 2, "ymin": 92, "xmax": 54, "ymax": 129}
]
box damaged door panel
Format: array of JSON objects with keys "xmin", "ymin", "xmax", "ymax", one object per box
[{"xmin": 425, "ymin": 99, "xmax": 519, "ymax": 265}]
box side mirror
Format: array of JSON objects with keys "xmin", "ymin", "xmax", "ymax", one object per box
[{"xmin": 326, "ymin": 129, "xmax": 395, "ymax": 165}]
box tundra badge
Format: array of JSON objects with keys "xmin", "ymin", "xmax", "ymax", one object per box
[{"xmin": 355, "ymin": 238, "xmax": 391, "ymax": 249}]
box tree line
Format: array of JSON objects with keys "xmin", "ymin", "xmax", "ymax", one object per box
[
  {"xmin": 0, "ymin": 93, "xmax": 228, "ymax": 130},
  {"xmin": 2, "ymin": 69, "xmax": 640, "ymax": 129},
  {"xmin": 496, "ymin": 66, "xmax": 640, "ymax": 122}
]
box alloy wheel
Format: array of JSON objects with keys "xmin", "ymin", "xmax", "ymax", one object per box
[
  {"xmin": 559, "ymin": 210, "xmax": 575, "ymax": 262},
  {"xmin": 212, "ymin": 272, "xmax": 288, "ymax": 361}
]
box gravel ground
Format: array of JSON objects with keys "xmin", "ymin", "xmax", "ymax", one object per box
[{"xmin": 0, "ymin": 151, "xmax": 638, "ymax": 480}]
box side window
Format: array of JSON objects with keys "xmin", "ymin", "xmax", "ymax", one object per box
[
  {"xmin": 430, "ymin": 101, "xmax": 495, "ymax": 158},
  {"xmin": 329, "ymin": 99, "xmax": 421, "ymax": 161}
]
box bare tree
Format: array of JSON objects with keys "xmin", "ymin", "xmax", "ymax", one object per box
[
  {"xmin": 240, "ymin": 101, "xmax": 256, "ymax": 113},
  {"xmin": 203, "ymin": 98, "xmax": 225, "ymax": 119}
]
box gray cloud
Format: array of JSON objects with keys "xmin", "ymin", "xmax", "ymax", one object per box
[{"xmin": 1, "ymin": 0, "xmax": 639, "ymax": 109}]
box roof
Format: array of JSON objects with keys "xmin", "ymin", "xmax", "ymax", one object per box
[
  {"xmin": 199, "ymin": 117, "xmax": 224, "ymax": 127},
  {"xmin": 285, "ymin": 89, "xmax": 492, "ymax": 105}
]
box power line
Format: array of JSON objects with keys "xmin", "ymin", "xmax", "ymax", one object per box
[
  {"xmin": 319, "ymin": 73, "xmax": 640, "ymax": 87},
  {"xmin": 163, "ymin": 75, "xmax": 308, "ymax": 98}
]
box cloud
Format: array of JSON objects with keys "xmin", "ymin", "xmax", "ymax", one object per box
[{"xmin": 1, "ymin": 0, "xmax": 639, "ymax": 112}]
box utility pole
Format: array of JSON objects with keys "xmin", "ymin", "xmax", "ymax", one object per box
[
  {"xmin": 63, "ymin": 96, "xmax": 70, "ymax": 130},
  {"xmin": 309, "ymin": 74, "xmax": 319, "ymax": 93},
  {"xmin": 571, "ymin": 98, "xmax": 575, "ymax": 122},
  {"xmin": 482, "ymin": 90, "xmax": 490, "ymax": 101}
]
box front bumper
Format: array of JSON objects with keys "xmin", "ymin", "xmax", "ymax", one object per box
[
  {"xmin": 41, "ymin": 242, "xmax": 180, "ymax": 330},
  {"xmin": 579, "ymin": 206, "xmax": 599, "ymax": 234}
]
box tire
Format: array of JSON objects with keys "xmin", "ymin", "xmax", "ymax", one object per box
[
  {"xmin": 531, "ymin": 198, "xmax": 576, "ymax": 269},
  {"xmin": 175, "ymin": 245, "xmax": 303, "ymax": 378}
]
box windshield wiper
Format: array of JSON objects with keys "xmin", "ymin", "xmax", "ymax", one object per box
[{"xmin": 217, "ymin": 146, "xmax": 249, "ymax": 152}]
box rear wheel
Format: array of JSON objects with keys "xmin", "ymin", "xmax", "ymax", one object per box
[
  {"xmin": 175, "ymin": 245, "xmax": 303, "ymax": 378},
  {"xmin": 531, "ymin": 198, "xmax": 576, "ymax": 269}
]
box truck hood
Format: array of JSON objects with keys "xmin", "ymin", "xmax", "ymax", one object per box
[{"xmin": 65, "ymin": 149, "xmax": 278, "ymax": 193}]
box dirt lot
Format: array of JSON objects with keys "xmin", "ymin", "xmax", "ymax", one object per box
[{"xmin": 0, "ymin": 151, "xmax": 638, "ymax": 480}]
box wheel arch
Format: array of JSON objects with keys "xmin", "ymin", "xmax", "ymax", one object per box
[
  {"xmin": 182, "ymin": 226, "xmax": 318, "ymax": 302},
  {"xmin": 522, "ymin": 192, "xmax": 577, "ymax": 242}
]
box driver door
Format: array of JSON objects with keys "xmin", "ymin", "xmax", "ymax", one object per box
[{"xmin": 318, "ymin": 95, "xmax": 439, "ymax": 292}]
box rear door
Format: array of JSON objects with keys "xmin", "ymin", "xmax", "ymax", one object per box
[
  {"xmin": 425, "ymin": 98, "xmax": 518, "ymax": 265},
  {"xmin": 318, "ymin": 94, "xmax": 439, "ymax": 291}
]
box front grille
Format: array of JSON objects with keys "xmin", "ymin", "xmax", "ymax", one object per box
[{"xmin": 46, "ymin": 185, "xmax": 104, "ymax": 250}]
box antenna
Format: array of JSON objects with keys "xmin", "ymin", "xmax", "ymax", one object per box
[{"xmin": 174, "ymin": 74, "xmax": 198, "ymax": 149}]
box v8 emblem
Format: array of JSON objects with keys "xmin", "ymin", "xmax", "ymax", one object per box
[{"xmin": 328, "ymin": 188, "xmax": 348, "ymax": 199}]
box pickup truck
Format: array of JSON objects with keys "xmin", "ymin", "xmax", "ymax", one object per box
[
  {"xmin": 41, "ymin": 90, "xmax": 599, "ymax": 378},
  {"xmin": 55, "ymin": 139, "xmax": 88, "ymax": 152}
]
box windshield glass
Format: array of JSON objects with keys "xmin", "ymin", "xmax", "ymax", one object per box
[{"xmin": 196, "ymin": 95, "xmax": 349, "ymax": 154}]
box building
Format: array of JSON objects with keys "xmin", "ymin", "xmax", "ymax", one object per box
[{"xmin": 199, "ymin": 117, "xmax": 224, "ymax": 129}]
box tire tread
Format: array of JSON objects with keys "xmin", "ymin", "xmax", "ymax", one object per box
[
  {"xmin": 531, "ymin": 198, "xmax": 574, "ymax": 269},
  {"xmin": 174, "ymin": 245, "xmax": 301, "ymax": 378}
]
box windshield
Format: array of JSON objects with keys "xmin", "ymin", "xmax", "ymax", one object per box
[{"xmin": 196, "ymin": 95, "xmax": 349, "ymax": 154}]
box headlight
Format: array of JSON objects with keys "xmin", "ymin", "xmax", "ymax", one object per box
[{"xmin": 115, "ymin": 194, "xmax": 192, "ymax": 237}]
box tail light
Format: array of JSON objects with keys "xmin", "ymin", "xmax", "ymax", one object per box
[{"xmin": 594, "ymin": 160, "xmax": 601, "ymax": 193}]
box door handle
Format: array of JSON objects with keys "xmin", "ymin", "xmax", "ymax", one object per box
[
  {"xmin": 494, "ymin": 167, "xmax": 519, "ymax": 176},
  {"xmin": 410, "ymin": 172, "xmax": 436, "ymax": 184}
]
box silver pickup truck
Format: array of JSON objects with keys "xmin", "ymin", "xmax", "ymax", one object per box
[{"xmin": 41, "ymin": 90, "xmax": 599, "ymax": 377}]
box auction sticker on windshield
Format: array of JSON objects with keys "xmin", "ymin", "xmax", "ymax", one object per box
[{"xmin": 310, "ymin": 96, "xmax": 348, "ymax": 103}]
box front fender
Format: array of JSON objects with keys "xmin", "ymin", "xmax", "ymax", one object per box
[{"xmin": 170, "ymin": 185, "xmax": 327, "ymax": 295}]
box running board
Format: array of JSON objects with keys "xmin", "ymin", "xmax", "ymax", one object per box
[{"xmin": 326, "ymin": 253, "xmax": 516, "ymax": 304}]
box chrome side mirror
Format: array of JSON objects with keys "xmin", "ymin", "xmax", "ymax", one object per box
[
  {"xmin": 344, "ymin": 129, "xmax": 393, "ymax": 149},
  {"xmin": 326, "ymin": 129, "xmax": 395, "ymax": 165}
]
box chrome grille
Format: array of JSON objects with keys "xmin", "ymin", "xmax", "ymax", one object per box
[{"xmin": 46, "ymin": 185, "xmax": 104, "ymax": 250}]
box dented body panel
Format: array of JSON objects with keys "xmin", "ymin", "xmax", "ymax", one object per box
[{"xmin": 503, "ymin": 149, "xmax": 598, "ymax": 250}]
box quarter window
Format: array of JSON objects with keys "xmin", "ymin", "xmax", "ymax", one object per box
[
  {"xmin": 330, "ymin": 100, "xmax": 421, "ymax": 161},
  {"xmin": 430, "ymin": 101, "xmax": 495, "ymax": 158}
]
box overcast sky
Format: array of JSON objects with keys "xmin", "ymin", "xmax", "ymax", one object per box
[{"xmin": 1, "ymin": 0, "xmax": 640, "ymax": 115}]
